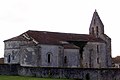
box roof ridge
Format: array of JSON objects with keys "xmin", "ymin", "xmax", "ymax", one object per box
[{"xmin": 26, "ymin": 30, "xmax": 90, "ymax": 36}]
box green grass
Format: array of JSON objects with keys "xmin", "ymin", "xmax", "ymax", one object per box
[{"xmin": 0, "ymin": 75, "xmax": 74, "ymax": 80}]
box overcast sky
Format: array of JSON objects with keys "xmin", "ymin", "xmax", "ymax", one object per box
[{"xmin": 0, "ymin": 0, "xmax": 119, "ymax": 57}]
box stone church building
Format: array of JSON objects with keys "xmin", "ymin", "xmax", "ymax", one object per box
[{"xmin": 4, "ymin": 10, "xmax": 112, "ymax": 68}]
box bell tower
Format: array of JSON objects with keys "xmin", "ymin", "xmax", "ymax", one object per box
[
  {"xmin": 89, "ymin": 10, "xmax": 112, "ymax": 67},
  {"xmin": 89, "ymin": 10, "xmax": 104, "ymax": 38}
]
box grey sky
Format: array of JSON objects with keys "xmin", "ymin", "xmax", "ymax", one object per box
[{"xmin": 0, "ymin": 0, "xmax": 119, "ymax": 57}]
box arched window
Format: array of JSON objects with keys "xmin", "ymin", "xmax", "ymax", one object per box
[
  {"xmin": 48, "ymin": 54, "xmax": 50, "ymax": 63},
  {"xmin": 64, "ymin": 56, "xmax": 67, "ymax": 64},
  {"xmin": 96, "ymin": 26, "xmax": 99, "ymax": 36},
  {"xmin": 8, "ymin": 55, "xmax": 10, "ymax": 63}
]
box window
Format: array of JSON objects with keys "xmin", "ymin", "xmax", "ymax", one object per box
[
  {"xmin": 97, "ymin": 45, "xmax": 99, "ymax": 53},
  {"xmin": 48, "ymin": 54, "xmax": 50, "ymax": 63},
  {"xmin": 64, "ymin": 56, "xmax": 67, "ymax": 64},
  {"xmin": 8, "ymin": 55, "xmax": 10, "ymax": 63},
  {"xmin": 96, "ymin": 26, "xmax": 99, "ymax": 36}
]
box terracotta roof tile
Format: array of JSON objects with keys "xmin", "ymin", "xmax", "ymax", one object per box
[
  {"xmin": 112, "ymin": 56, "xmax": 120, "ymax": 63},
  {"xmin": 4, "ymin": 30, "xmax": 105, "ymax": 45}
]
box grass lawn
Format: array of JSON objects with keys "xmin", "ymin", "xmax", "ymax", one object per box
[{"xmin": 0, "ymin": 75, "xmax": 75, "ymax": 80}]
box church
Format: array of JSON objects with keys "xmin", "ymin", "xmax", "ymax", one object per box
[{"xmin": 4, "ymin": 10, "xmax": 112, "ymax": 68}]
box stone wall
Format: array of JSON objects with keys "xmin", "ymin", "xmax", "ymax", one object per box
[
  {"xmin": 20, "ymin": 46, "xmax": 39, "ymax": 67},
  {"xmin": 20, "ymin": 44, "xmax": 64, "ymax": 67},
  {"xmin": 83, "ymin": 42, "xmax": 107, "ymax": 68},
  {"xmin": 4, "ymin": 41, "xmax": 27, "ymax": 64},
  {"xmin": 64, "ymin": 49, "xmax": 80, "ymax": 67},
  {"xmin": 0, "ymin": 64, "xmax": 19, "ymax": 75},
  {"xmin": 18, "ymin": 66, "xmax": 120, "ymax": 80},
  {"xmin": 0, "ymin": 64, "xmax": 120, "ymax": 80},
  {"xmin": 4, "ymin": 41, "xmax": 110, "ymax": 68},
  {"xmin": 40, "ymin": 45, "xmax": 62, "ymax": 67}
]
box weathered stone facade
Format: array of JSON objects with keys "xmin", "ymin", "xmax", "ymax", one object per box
[
  {"xmin": 4, "ymin": 10, "xmax": 112, "ymax": 69},
  {"xmin": 83, "ymin": 42, "xmax": 107, "ymax": 68},
  {"xmin": 4, "ymin": 41, "xmax": 27, "ymax": 64},
  {"xmin": 20, "ymin": 44, "xmax": 80, "ymax": 67},
  {"xmin": 64, "ymin": 48, "xmax": 80, "ymax": 67}
]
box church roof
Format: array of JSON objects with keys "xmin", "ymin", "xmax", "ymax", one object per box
[
  {"xmin": 112, "ymin": 56, "xmax": 120, "ymax": 64},
  {"xmin": 4, "ymin": 30, "xmax": 105, "ymax": 45}
]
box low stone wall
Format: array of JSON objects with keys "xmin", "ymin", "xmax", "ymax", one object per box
[
  {"xmin": 18, "ymin": 66, "xmax": 120, "ymax": 80},
  {"xmin": 0, "ymin": 64, "xmax": 19, "ymax": 75},
  {"xmin": 0, "ymin": 64, "xmax": 120, "ymax": 80}
]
